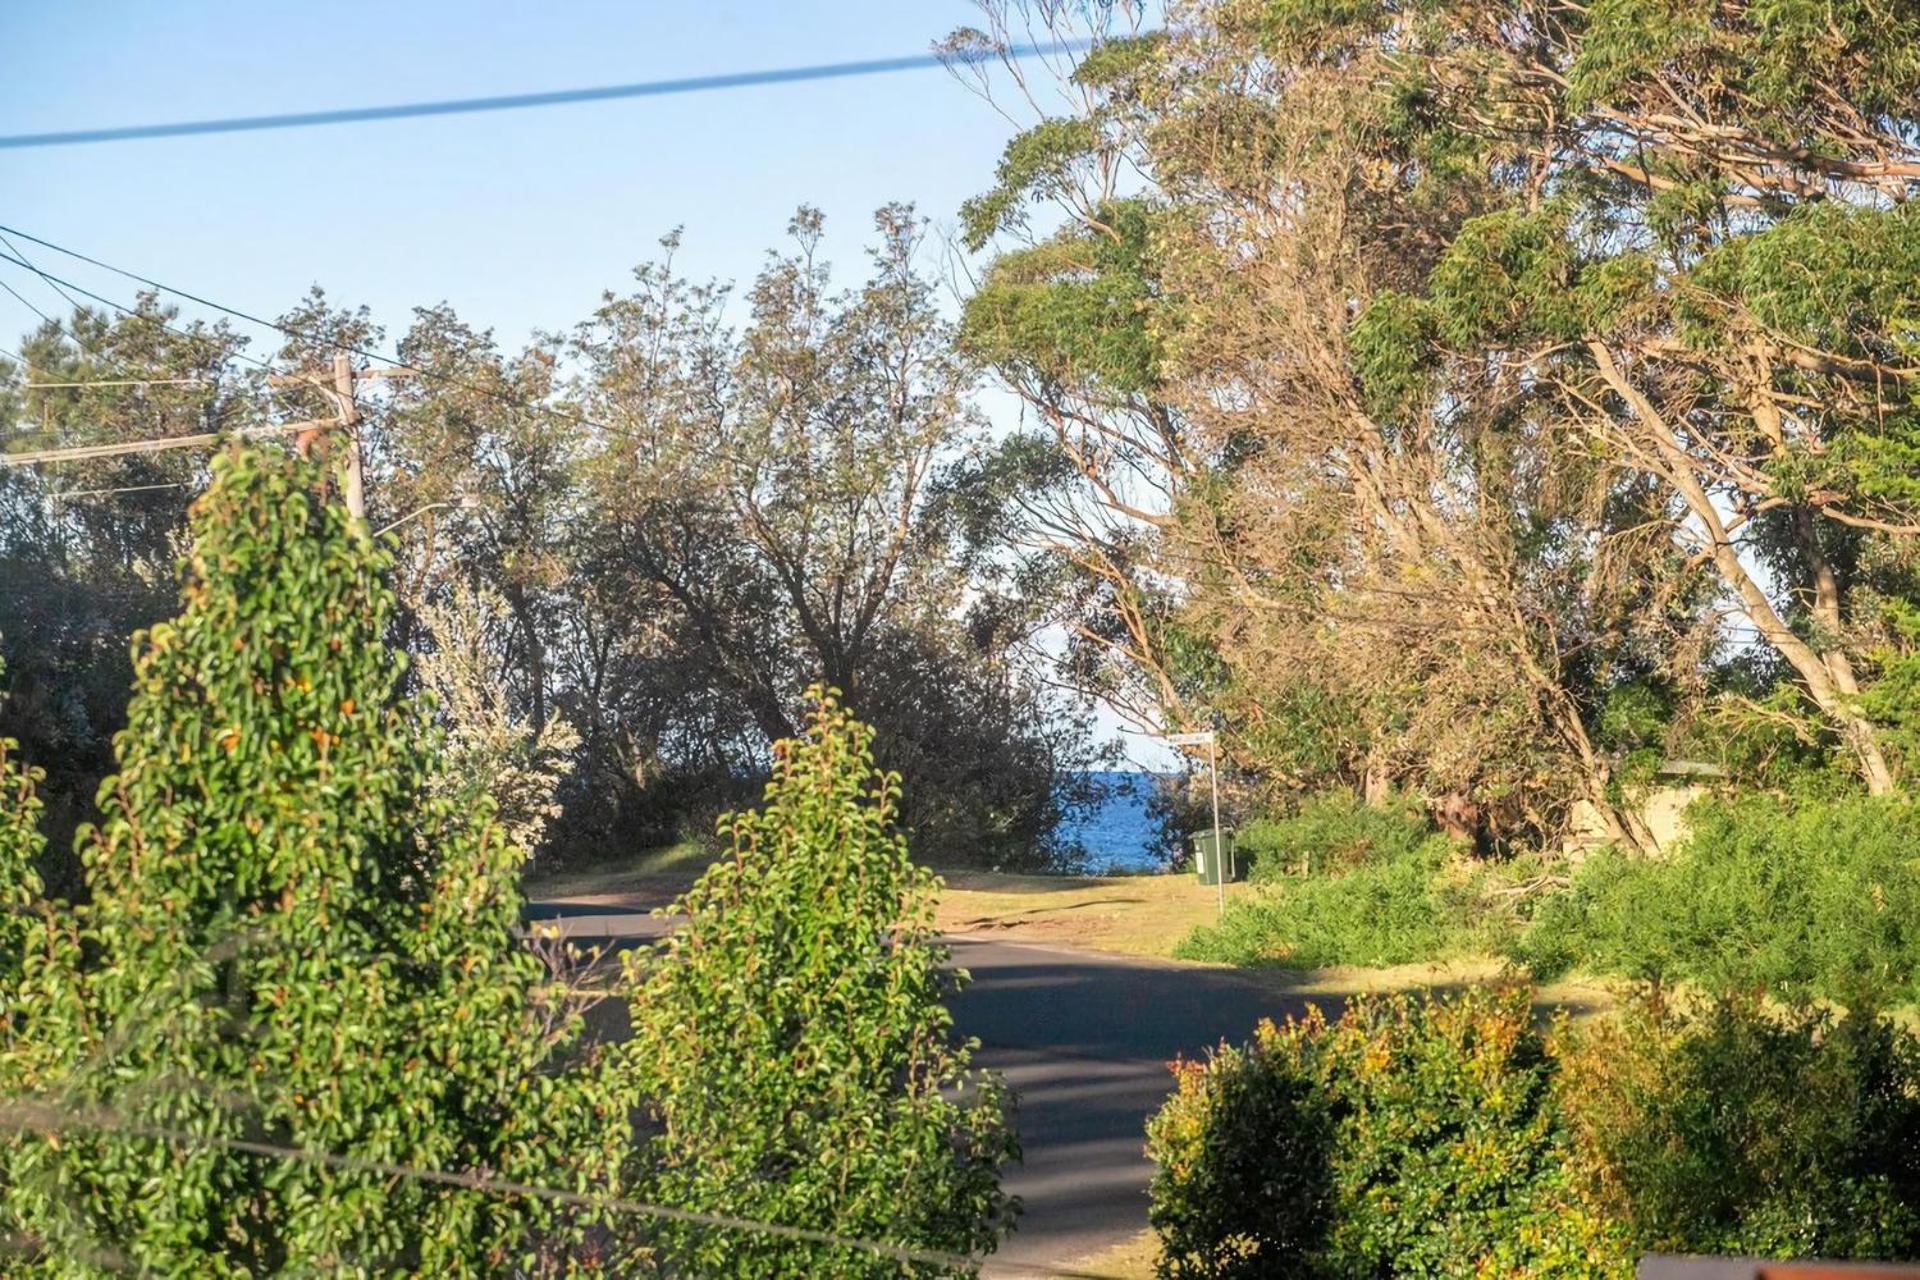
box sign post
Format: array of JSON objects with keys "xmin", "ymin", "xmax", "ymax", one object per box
[{"xmin": 1165, "ymin": 730, "xmax": 1224, "ymax": 918}]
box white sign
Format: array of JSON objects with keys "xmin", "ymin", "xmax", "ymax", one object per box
[{"xmin": 1164, "ymin": 731, "xmax": 1216, "ymax": 747}]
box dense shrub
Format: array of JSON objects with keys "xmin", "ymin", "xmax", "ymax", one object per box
[
  {"xmin": 1147, "ymin": 987, "xmax": 1621, "ymax": 1278},
  {"xmin": 1556, "ymin": 997, "xmax": 1920, "ymax": 1261},
  {"xmin": 1147, "ymin": 986, "xmax": 1920, "ymax": 1277},
  {"xmin": 1239, "ymin": 792, "xmax": 1433, "ymax": 881},
  {"xmin": 0, "ymin": 658, "xmax": 45, "ymax": 976},
  {"xmin": 620, "ymin": 689, "xmax": 1018, "ymax": 1277},
  {"xmin": 1145, "ymin": 1035, "xmax": 1336, "ymax": 1276},
  {"xmin": 0, "ymin": 450, "xmax": 628, "ymax": 1273},
  {"xmin": 1514, "ymin": 793, "xmax": 1920, "ymax": 1005}
]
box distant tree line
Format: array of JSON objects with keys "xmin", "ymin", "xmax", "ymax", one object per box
[{"xmin": 0, "ymin": 205, "xmax": 1105, "ymax": 881}]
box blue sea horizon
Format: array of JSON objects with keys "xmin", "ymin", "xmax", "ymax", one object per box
[{"xmin": 1055, "ymin": 770, "xmax": 1168, "ymax": 873}]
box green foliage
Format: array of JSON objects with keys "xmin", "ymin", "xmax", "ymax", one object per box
[
  {"xmin": 569, "ymin": 209, "xmax": 1089, "ymax": 871},
  {"xmin": 1557, "ymin": 996, "xmax": 1920, "ymax": 1259},
  {"xmin": 1426, "ymin": 205, "xmax": 1581, "ymax": 348},
  {"xmin": 620, "ymin": 689, "xmax": 1018, "ymax": 1278},
  {"xmin": 1145, "ymin": 1032, "xmax": 1335, "ymax": 1277},
  {"xmin": 959, "ymin": 199, "xmax": 1166, "ymax": 394},
  {"xmin": 1070, "ymin": 32, "xmax": 1167, "ymax": 92},
  {"xmin": 1565, "ymin": 0, "xmax": 1920, "ymax": 122},
  {"xmin": 1348, "ymin": 292, "xmax": 1438, "ymax": 424},
  {"xmin": 1239, "ymin": 791, "xmax": 1433, "ymax": 880},
  {"xmin": 1179, "ymin": 800, "xmax": 1480, "ymax": 967},
  {"xmin": 1175, "ymin": 845, "xmax": 1449, "ymax": 967},
  {"xmin": 1515, "ymin": 793, "xmax": 1920, "ymax": 1005},
  {"xmin": 1148, "ymin": 986, "xmax": 1920, "ymax": 1276},
  {"xmin": 0, "ymin": 448, "xmax": 624, "ymax": 1275},
  {"xmin": 0, "ymin": 656, "xmax": 47, "ymax": 1012},
  {"xmin": 1146, "ymin": 988, "xmax": 1624, "ymax": 1279},
  {"xmin": 961, "ymin": 117, "xmax": 1100, "ymax": 250}
]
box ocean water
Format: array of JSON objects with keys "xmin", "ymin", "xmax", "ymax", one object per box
[{"xmin": 1056, "ymin": 770, "xmax": 1166, "ymax": 872}]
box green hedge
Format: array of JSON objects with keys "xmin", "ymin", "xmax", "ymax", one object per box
[
  {"xmin": 1557, "ymin": 998, "xmax": 1920, "ymax": 1260},
  {"xmin": 1177, "ymin": 835, "xmax": 1462, "ymax": 967},
  {"xmin": 1237, "ymin": 793, "xmax": 1434, "ymax": 881},
  {"xmin": 1146, "ymin": 988, "xmax": 1920, "ymax": 1278}
]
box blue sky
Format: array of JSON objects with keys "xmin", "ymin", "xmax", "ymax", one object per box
[
  {"xmin": 0, "ymin": 1, "xmax": 1011, "ymax": 342},
  {"xmin": 1, "ymin": 1, "xmax": 1176, "ymax": 767}
]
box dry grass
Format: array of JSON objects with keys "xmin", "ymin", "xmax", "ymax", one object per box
[
  {"xmin": 1065, "ymin": 1230, "xmax": 1159, "ymax": 1279},
  {"xmin": 527, "ymin": 850, "xmax": 1251, "ymax": 961},
  {"xmin": 933, "ymin": 870, "xmax": 1255, "ymax": 960}
]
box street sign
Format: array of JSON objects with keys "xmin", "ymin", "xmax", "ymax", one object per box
[{"xmin": 1165, "ymin": 731, "xmax": 1216, "ymax": 747}]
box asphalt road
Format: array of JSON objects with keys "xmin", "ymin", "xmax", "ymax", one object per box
[{"xmin": 526, "ymin": 904, "xmax": 1317, "ymax": 1276}]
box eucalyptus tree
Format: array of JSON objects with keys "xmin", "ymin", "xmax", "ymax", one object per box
[{"xmin": 956, "ymin": 0, "xmax": 1920, "ymax": 844}]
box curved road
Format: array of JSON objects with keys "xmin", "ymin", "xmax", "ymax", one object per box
[{"xmin": 528, "ymin": 904, "xmax": 1319, "ymax": 1276}]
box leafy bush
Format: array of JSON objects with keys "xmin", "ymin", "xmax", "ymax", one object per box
[
  {"xmin": 621, "ymin": 688, "xmax": 1018, "ymax": 1277},
  {"xmin": 413, "ymin": 580, "xmax": 581, "ymax": 856},
  {"xmin": 1175, "ymin": 817, "xmax": 1489, "ymax": 967},
  {"xmin": 0, "ymin": 658, "xmax": 45, "ymax": 977},
  {"xmin": 1145, "ymin": 1034, "xmax": 1335, "ymax": 1276},
  {"xmin": 1147, "ymin": 987, "xmax": 1920, "ymax": 1277},
  {"xmin": 1514, "ymin": 793, "xmax": 1920, "ymax": 1005},
  {"xmin": 1556, "ymin": 996, "xmax": 1920, "ymax": 1261},
  {"xmin": 1146, "ymin": 987, "xmax": 1623, "ymax": 1278},
  {"xmin": 1239, "ymin": 792, "xmax": 1433, "ymax": 881},
  {"xmin": 0, "ymin": 449, "xmax": 626, "ymax": 1273},
  {"xmin": 1177, "ymin": 835, "xmax": 1464, "ymax": 968},
  {"xmin": 1174, "ymin": 793, "xmax": 1549, "ymax": 970}
]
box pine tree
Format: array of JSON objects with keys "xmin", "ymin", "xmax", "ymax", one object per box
[{"xmin": 620, "ymin": 689, "xmax": 1018, "ymax": 1277}]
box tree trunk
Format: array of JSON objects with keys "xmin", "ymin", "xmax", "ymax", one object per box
[{"xmin": 1590, "ymin": 344, "xmax": 1896, "ymax": 795}]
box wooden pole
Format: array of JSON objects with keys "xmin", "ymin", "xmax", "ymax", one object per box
[
  {"xmin": 1210, "ymin": 734, "xmax": 1224, "ymax": 919},
  {"xmin": 333, "ymin": 352, "xmax": 364, "ymax": 520}
]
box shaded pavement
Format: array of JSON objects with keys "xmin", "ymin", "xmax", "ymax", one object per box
[{"xmin": 525, "ymin": 903, "xmax": 1319, "ymax": 1275}]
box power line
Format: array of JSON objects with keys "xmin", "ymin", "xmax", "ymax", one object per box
[
  {"xmin": 0, "ymin": 229, "xmax": 152, "ymax": 382},
  {"xmin": 0, "ymin": 274, "xmax": 54, "ymax": 326},
  {"xmin": 0, "ymin": 417, "xmax": 333, "ymax": 467},
  {"xmin": 0, "ymin": 228, "xmax": 92, "ymax": 320},
  {"xmin": 0, "ymin": 248, "xmax": 279, "ymax": 379},
  {"xmin": 0, "ymin": 227, "xmax": 621, "ymax": 448},
  {"xmin": 0, "ymin": 40, "xmax": 1093, "ymax": 151}
]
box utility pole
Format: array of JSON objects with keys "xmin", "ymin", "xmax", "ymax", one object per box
[
  {"xmin": 333, "ymin": 351, "xmax": 364, "ymax": 519},
  {"xmin": 268, "ymin": 355, "xmax": 411, "ymax": 521},
  {"xmin": 1210, "ymin": 732, "xmax": 1224, "ymax": 920}
]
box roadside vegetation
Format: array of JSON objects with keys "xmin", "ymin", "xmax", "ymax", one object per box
[
  {"xmin": 3, "ymin": 0, "xmax": 1919, "ymax": 1270},
  {"xmin": 1147, "ymin": 987, "xmax": 1920, "ymax": 1278},
  {"xmin": 939, "ymin": 0, "xmax": 1920, "ymax": 1268},
  {"xmin": 0, "ymin": 452, "xmax": 1012, "ymax": 1276}
]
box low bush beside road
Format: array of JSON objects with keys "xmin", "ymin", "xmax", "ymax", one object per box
[{"xmin": 1146, "ymin": 986, "xmax": 1920, "ymax": 1278}]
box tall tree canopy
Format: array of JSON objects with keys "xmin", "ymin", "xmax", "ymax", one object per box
[{"xmin": 956, "ymin": 0, "xmax": 1920, "ymax": 844}]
